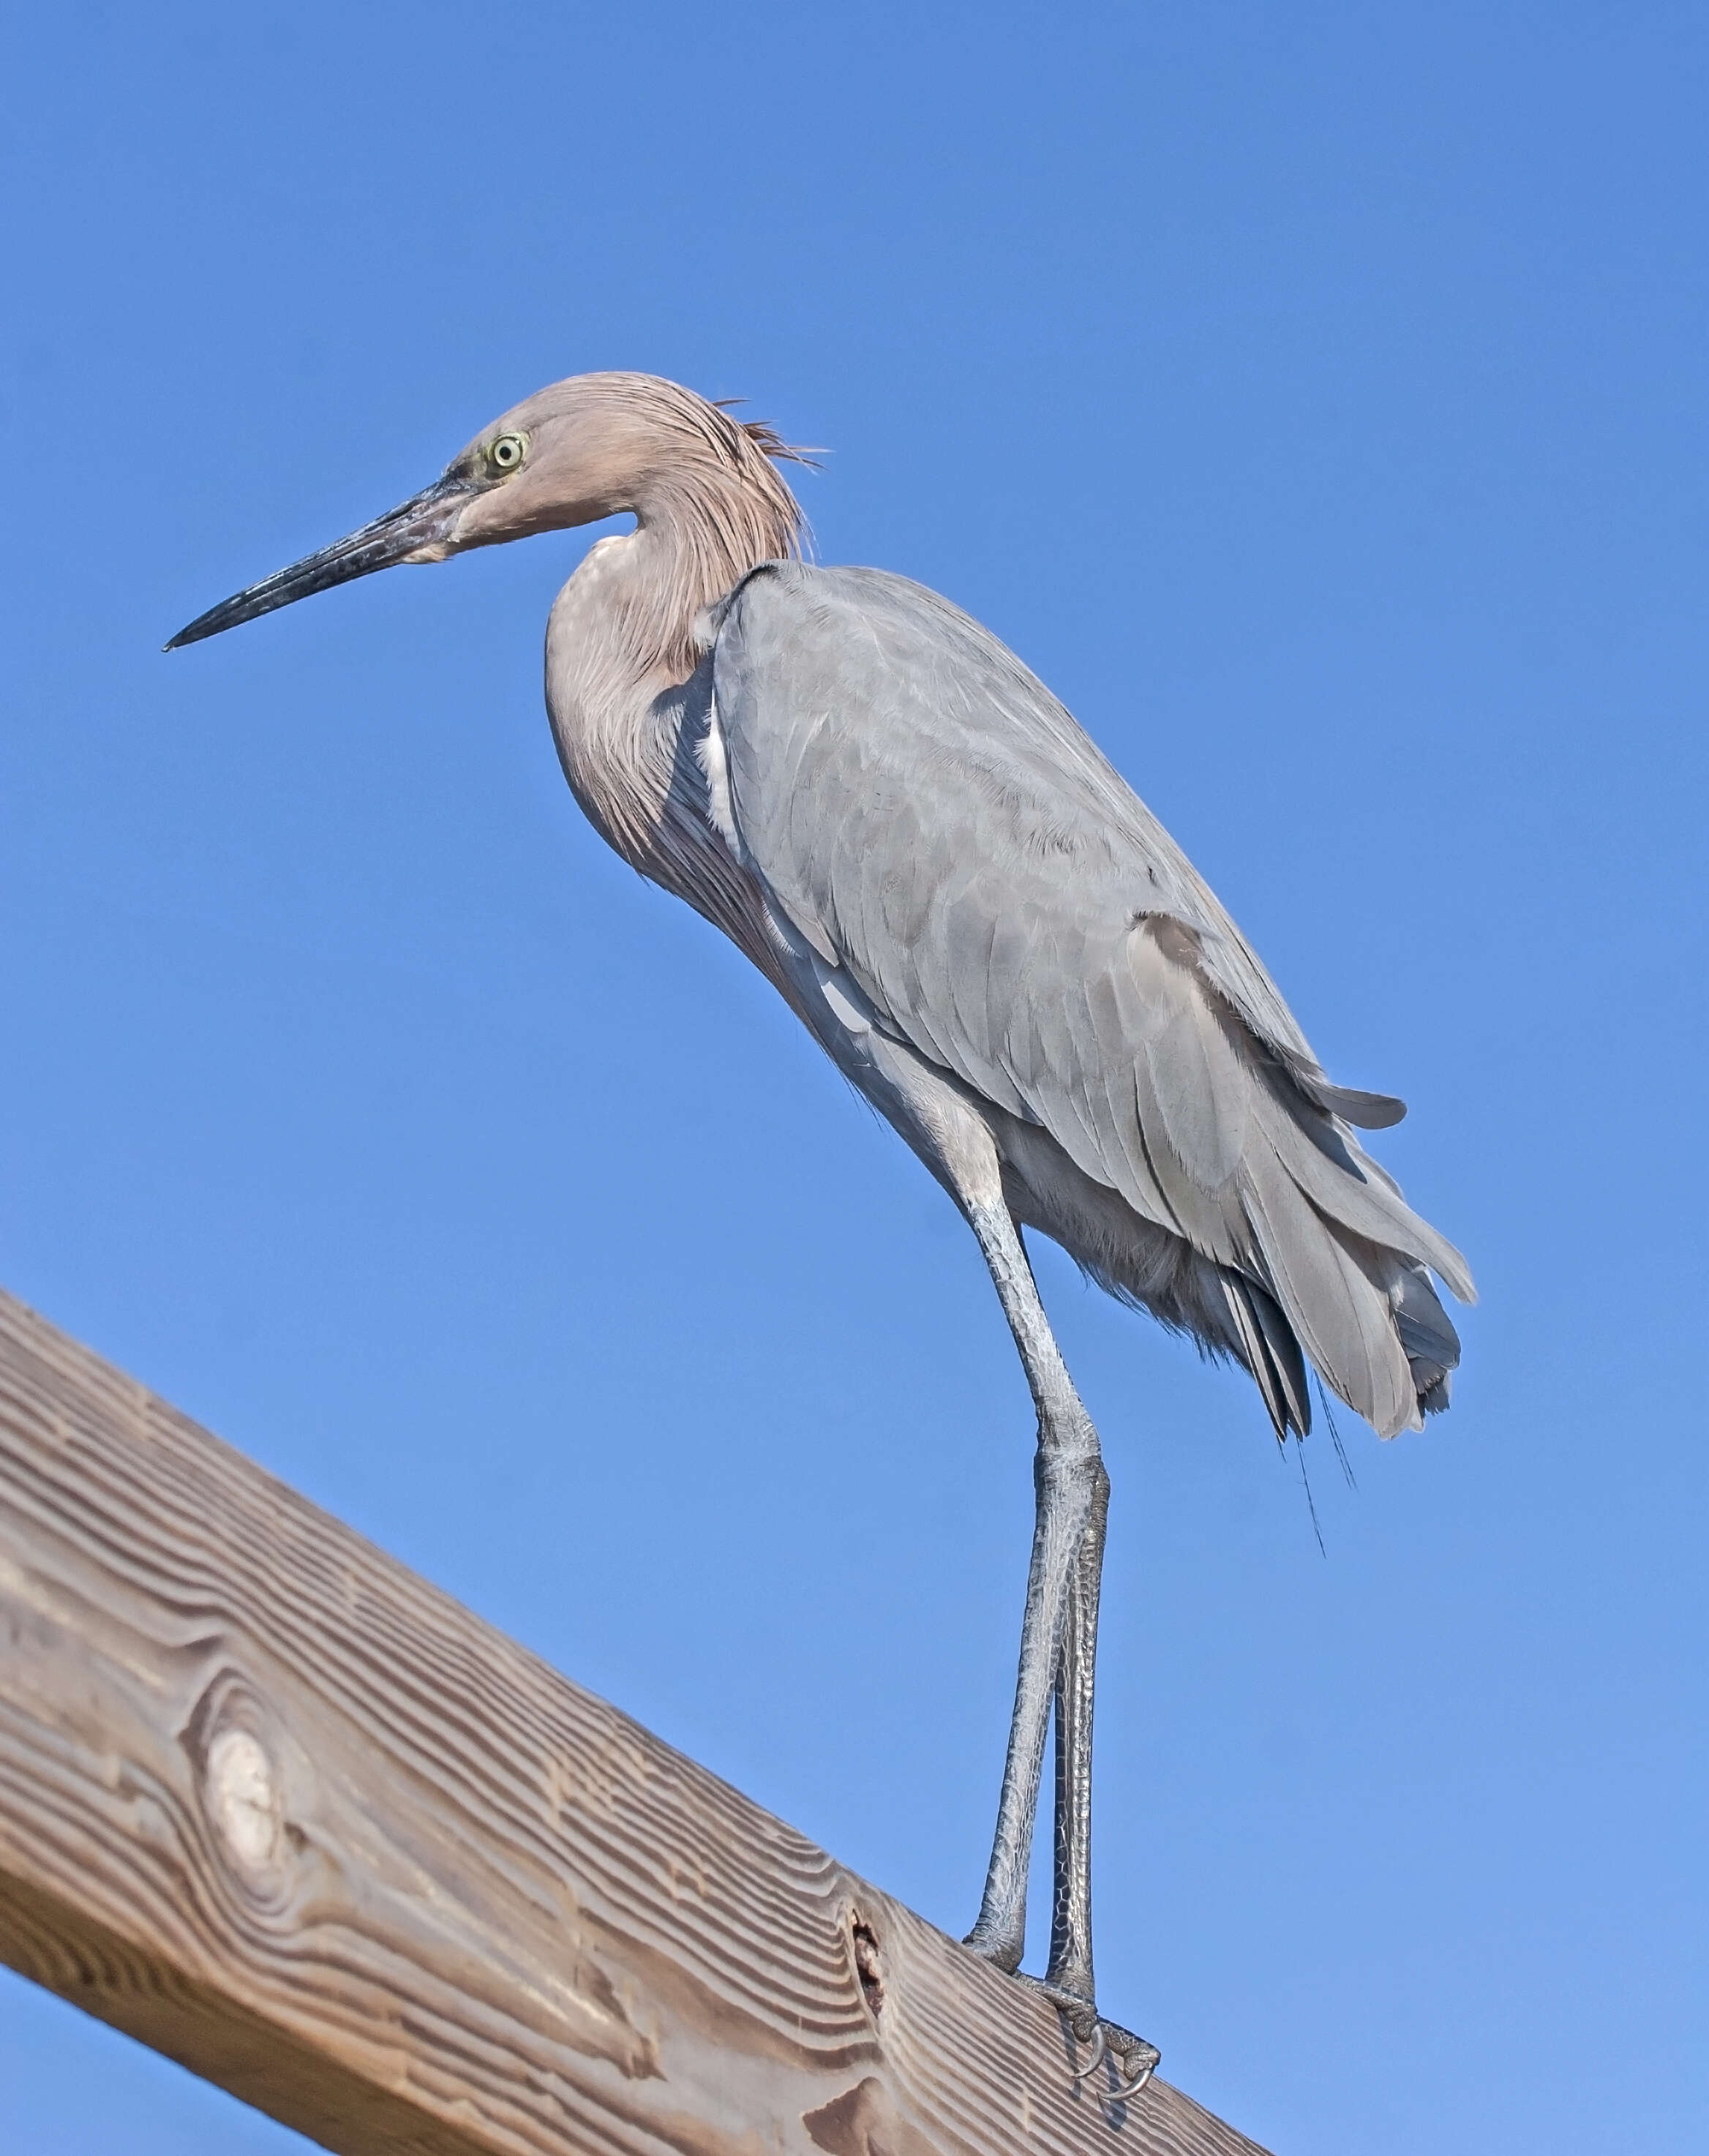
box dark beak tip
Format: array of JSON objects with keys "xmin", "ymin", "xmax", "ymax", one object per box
[{"xmin": 159, "ymin": 473, "xmax": 471, "ymax": 657}]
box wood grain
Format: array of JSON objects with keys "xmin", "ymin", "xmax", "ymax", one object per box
[{"xmin": 0, "ymin": 1288, "xmax": 1272, "ymax": 2156}]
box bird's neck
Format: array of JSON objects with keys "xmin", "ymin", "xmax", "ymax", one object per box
[{"xmin": 544, "ymin": 468, "xmax": 793, "ymax": 887}]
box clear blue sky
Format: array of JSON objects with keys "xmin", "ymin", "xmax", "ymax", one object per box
[{"xmin": 1, "ymin": 6, "xmax": 1704, "ymax": 2152}]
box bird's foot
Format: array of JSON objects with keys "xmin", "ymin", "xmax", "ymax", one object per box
[{"xmin": 1010, "ymin": 1972, "xmax": 1160, "ymax": 2103}]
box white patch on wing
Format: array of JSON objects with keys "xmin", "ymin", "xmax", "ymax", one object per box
[
  {"xmin": 810, "ymin": 953, "xmax": 876, "ymax": 1039},
  {"xmin": 697, "ymin": 691, "xmax": 743, "ymax": 857}
]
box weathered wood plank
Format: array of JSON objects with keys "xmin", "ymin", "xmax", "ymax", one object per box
[{"xmin": 0, "ymin": 1288, "xmax": 1271, "ymax": 2156}]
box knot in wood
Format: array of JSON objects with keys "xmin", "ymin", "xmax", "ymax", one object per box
[
  {"xmin": 849, "ymin": 1913, "xmax": 884, "ymax": 2019},
  {"xmin": 181, "ymin": 1667, "xmax": 304, "ymax": 1907},
  {"xmin": 205, "ymin": 1728, "xmax": 282, "ymax": 1879}
]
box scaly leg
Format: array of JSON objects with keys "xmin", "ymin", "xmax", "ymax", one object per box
[
  {"xmin": 961, "ymin": 1197, "xmax": 1104, "ymax": 1972},
  {"xmin": 1045, "ymin": 1494, "xmax": 1157, "ymax": 2096},
  {"xmin": 958, "ymin": 1197, "xmax": 1159, "ymax": 2097},
  {"xmin": 794, "ymin": 1023, "xmax": 1157, "ymax": 2092},
  {"xmin": 1046, "ymin": 1470, "xmax": 1106, "ymax": 2002}
]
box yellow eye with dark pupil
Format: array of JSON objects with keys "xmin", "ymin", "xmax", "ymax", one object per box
[{"xmin": 489, "ymin": 433, "xmax": 525, "ymax": 473}]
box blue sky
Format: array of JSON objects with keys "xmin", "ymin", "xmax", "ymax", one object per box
[{"xmin": 1, "ymin": 5, "xmax": 1704, "ymax": 2152}]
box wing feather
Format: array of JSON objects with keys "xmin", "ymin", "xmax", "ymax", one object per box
[{"xmin": 710, "ymin": 563, "xmax": 1471, "ymax": 1435}]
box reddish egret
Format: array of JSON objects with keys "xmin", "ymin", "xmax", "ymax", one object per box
[{"xmin": 170, "ymin": 372, "xmax": 1472, "ymax": 2093}]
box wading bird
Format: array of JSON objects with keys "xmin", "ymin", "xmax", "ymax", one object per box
[{"xmin": 170, "ymin": 372, "xmax": 1471, "ymax": 2093}]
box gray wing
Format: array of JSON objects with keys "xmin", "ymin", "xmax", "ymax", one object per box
[{"xmin": 710, "ymin": 563, "xmax": 1473, "ymax": 1438}]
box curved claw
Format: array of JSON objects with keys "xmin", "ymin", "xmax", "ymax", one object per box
[
  {"xmin": 1067, "ymin": 2019, "xmax": 1107, "ymax": 2081},
  {"xmin": 1108, "ymin": 2054, "xmax": 1157, "ymax": 2102}
]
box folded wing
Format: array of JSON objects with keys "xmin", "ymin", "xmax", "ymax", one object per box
[{"xmin": 710, "ymin": 563, "xmax": 1473, "ymax": 1437}]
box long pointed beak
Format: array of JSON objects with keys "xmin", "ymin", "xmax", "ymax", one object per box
[{"xmin": 165, "ymin": 473, "xmax": 478, "ymax": 650}]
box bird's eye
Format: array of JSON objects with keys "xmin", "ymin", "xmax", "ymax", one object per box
[{"xmin": 489, "ymin": 432, "xmax": 527, "ymax": 474}]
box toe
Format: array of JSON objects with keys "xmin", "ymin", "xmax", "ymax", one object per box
[{"xmin": 1103, "ymin": 2028, "xmax": 1163, "ymax": 2103}]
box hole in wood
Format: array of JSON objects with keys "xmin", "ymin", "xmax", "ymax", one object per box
[{"xmin": 850, "ymin": 1917, "xmax": 884, "ymax": 2018}]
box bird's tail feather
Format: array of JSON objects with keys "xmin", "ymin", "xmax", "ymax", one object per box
[
  {"xmin": 1222, "ymin": 1274, "xmax": 1312, "ymax": 1440},
  {"xmin": 1236, "ymin": 1083, "xmax": 1469, "ymax": 1439}
]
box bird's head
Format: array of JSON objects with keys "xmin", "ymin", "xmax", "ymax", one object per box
[{"xmin": 166, "ymin": 372, "xmax": 806, "ymax": 650}]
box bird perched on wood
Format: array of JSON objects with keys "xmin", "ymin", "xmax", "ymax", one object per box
[{"xmin": 169, "ymin": 371, "xmax": 1472, "ymax": 2095}]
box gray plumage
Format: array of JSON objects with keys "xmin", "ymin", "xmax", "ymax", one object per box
[
  {"xmin": 707, "ymin": 562, "xmax": 1468, "ymax": 1441},
  {"xmin": 169, "ymin": 370, "xmax": 1473, "ymax": 2081}
]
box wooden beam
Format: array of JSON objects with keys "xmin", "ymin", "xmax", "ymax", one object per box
[{"xmin": 0, "ymin": 1288, "xmax": 1270, "ymax": 2156}]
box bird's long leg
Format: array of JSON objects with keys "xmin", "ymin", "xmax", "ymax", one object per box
[
  {"xmin": 1047, "ymin": 1474, "xmax": 1108, "ymax": 2002},
  {"xmin": 957, "ymin": 1197, "xmax": 1159, "ymax": 2094},
  {"xmin": 961, "ymin": 1198, "xmax": 1108, "ymax": 1977},
  {"xmin": 816, "ymin": 1037, "xmax": 1158, "ymax": 2089}
]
